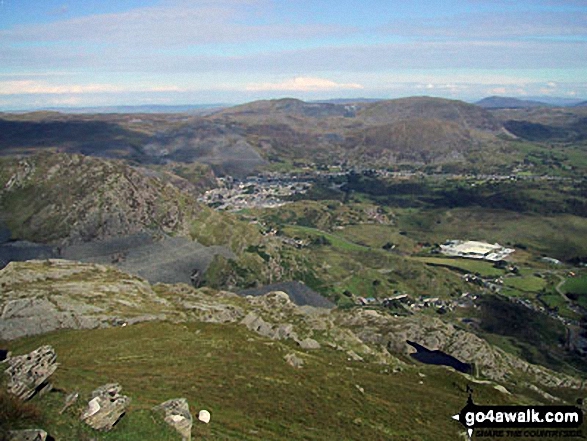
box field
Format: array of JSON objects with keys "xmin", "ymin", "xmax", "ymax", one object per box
[
  {"xmin": 503, "ymin": 275, "xmax": 547, "ymax": 292},
  {"xmin": 562, "ymin": 275, "xmax": 587, "ymax": 308},
  {"xmin": 411, "ymin": 256, "xmax": 504, "ymax": 278}
]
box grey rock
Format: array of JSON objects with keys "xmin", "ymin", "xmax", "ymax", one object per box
[
  {"xmin": 153, "ymin": 398, "xmax": 193, "ymax": 441},
  {"xmin": 7, "ymin": 429, "xmax": 48, "ymax": 441},
  {"xmin": 297, "ymin": 338, "xmax": 321, "ymax": 350},
  {"xmin": 284, "ymin": 353, "xmax": 304, "ymax": 368},
  {"xmin": 5, "ymin": 346, "xmax": 58, "ymax": 400},
  {"xmin": 59, "ymin": 391, "xmax": 79, "ymax": 414},
  {"xmin": 346, "ymin": 350, "xmax": 364, "ymax": 362},
  {"xmin": 81, "ymin": 383, "xmax": 130, "ymax": 431},
  {"xmin": 240, "ymin": 312, "xmax": 298, "ymax": 341}
]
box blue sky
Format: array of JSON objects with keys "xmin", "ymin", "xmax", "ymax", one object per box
[{"xmin": 0, "ymin": 0, "xmax": 586, "ymax": 109}]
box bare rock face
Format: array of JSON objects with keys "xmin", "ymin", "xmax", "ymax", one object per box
[
  {"xmin": 7, "ymin": 429, "xmax": 48, "ymax": 441},
  {"xmin": 5, "ymin": 345, "xmax": 58, "ymax": 401},
  {"xmin": 80, "ymin": 383, "xmax": 131, "ymax": 431},
  {"xmin": 153, "ymin": 398, "xmax": 193, "ymax": 441}
]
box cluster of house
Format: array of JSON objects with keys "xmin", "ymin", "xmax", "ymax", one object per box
[
  {"xmin": 356, "ymin": 292, "xmax": 478, "ymax": 313},
  {"xmin": 199, "ymin": 175, "xmax": 311, "ymax": 211}
]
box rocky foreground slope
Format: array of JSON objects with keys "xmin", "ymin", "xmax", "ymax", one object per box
[{"xmin": 1, "ymin": 260, "xmax": 582, "ymax": 394}]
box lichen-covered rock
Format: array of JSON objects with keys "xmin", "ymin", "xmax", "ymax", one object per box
[
  {"xmin": 153, "ymin": 398, "xmax": 193, "ymax": 441},
  {"xmin": 0, "ymin": 260, "xmax": 176, "ymax": 340},
  {"xmin": 240, "ymin": 312, "xmax": 298, "ymax": 341},
  {"xmin": 284, "ymin": 353, "xmax": 304, "ymax": 368},
  {"xmin": 7, "ymin": 429, "xmax": 48, "ymax": 441},
  {"xmin": 80, "ymin": 383, "xmax": 130, "ymax": 431},
  {"xmin": 297, "ymin": 338, "xmax": 321, "ymax": 350},
  {"xmin": 5, "ymin": 345, "xmax": 58, "ymax": 400}
]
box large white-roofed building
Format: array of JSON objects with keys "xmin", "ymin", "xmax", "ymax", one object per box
[{"xmin": 440, "ymin": 240, "xmax": 514, "ymax": 261}]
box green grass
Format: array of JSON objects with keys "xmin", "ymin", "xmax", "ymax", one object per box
[
  {"xmin": 562, "ymin": 275, "xmax": 587, "ymax": 296},
  {"xmin": 411, "ymin": 256, "xmax": 504, "ymax": 277},
  {"xmin": 3, "ymin": 321, "xmax": 523, "ymax": 441},
  {"xmin": 335, "ymin": 224, "xmax": 417, "ymax": 253},
  {"xmin": 503, "ymin": 275, "xmax": 547, "ymax": 292},
  {"xmin": 282, "ymin": 225, "xmax": 370, "ymax": 252},
  {"xmin": 562, "ymin": 275, "xmax": 587, "ymax": 308}
]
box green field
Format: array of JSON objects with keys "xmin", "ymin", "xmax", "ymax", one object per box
[
  {"xmin": 503, "ymin": 275, "xmax": 547, "ymax": 292},
  {"xmin": 562, "ymin": 275, "xmax": 587, "ymax": 308},
  {"xmin": 282, "ymin": 225, "xmax": 370, "ymax": 252},
  {"xmin": 562, "ymin": 275, "xmax": 587, "ymax": 296},
  {"xmin": 411, "ymin": 256, "xmax": 504, "ymax": 277}
]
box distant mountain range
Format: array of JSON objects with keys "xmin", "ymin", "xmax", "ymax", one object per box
[
  {"xmin": 475, "ymin": 96, "xmax": 585, "ymax": 108},
  {"xmin": 475, "ymin": 96, "xmax": 551, "ymax": 109},
  {"xmin": 1, "ymin": 96, "xmax": 586, "ymax": 176}
]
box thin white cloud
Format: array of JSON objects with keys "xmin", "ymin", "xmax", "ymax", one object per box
[
  {"xmin": 380, "ymin": 11, "xmax": 587, "ymax": 40},
  {"xmin": 245, "ymin": 77, "xmax": 364, "ymax": 92},
  {"xmin": 0, "ymin": 80, "xmax": 182, "ymax": 95},
  {"xmin": 0, "ymin": 1, "xmax": 349, "ymax": 48}
]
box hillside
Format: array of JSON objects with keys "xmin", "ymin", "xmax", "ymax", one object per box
[
  {"xmin": 356, "ymin": 97, "xmax": 502, "ymax": 132},
  {"xmin": 343, "ymin": 118, "xmax": 476, "ymax": 164},
  {"xmin": 0, "ymin": 152, "xmax": 203, "ymax": 244},
  {"xmin": 490, "ymin": 107, "xmax": 587, "ymax": 143}
]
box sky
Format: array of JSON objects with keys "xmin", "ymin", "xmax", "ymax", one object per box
[{"xmin": 0, "ymin": 0, "xmax": 586, "ymax": 109}]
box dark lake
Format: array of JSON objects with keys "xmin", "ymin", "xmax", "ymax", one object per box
[{"xmin": 407, "ymin": 340, "xmax": 472, "ymax": 374}]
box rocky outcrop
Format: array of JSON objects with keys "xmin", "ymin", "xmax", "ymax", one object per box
[
  {"xmin": 80, "ymin": 383, "xmax": 131, "ymax": 431},
  {"xmin": 0, "ymin": 260, "xmax": 176, "ymax": 340},
  {"xmin": 5, "ymin": 346, "xmax": 58, "ymax": 401},
  {"xmin": 338, "ymin": 309, "xmax": 583, "ymax": 389},
  {"xmin": 153, "ymin": 398, "xmax": 193, "ymax": 441},
  {"xmin": 241, "ymin": 312, "xmax": 298, "ymax": 341}
]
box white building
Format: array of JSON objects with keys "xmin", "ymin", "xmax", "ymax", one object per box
[{"xmin": 440, "ymin": 240, "xmax": 514, "ymax": 261}]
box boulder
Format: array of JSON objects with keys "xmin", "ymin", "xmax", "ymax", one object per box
[
  {"xmin": 297, "ymin": 338, "xmax": 321, "ymax": 350},
  {"xmin": 284, "ymin": 353, "xmax": 304, "ymax": 368},
  {"xmin": 153, "ymin": 398, "xmax": 193, "ymax": 441},
  {"xmin": 240, "ymin": 313, "xmax": 298, "ymax": 341},
  {"xmin": 5, "ymin": 345, "xmax": 58, "ymax": 400},
  {"xmin": 7, "ymin": 430, "xmax": 48, "ymax": 441},
  {"xmin": 80, "ymin": 383, "xmax": 130, "ymax": 431}
]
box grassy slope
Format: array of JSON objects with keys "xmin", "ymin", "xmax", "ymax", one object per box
[
  {"xmin": 396, "ymin": 207, "xmax": 587, "ymax": 262},
  {"xmin": 6, "ymin": 321, "xmax": 527, "ymax": 441}
]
